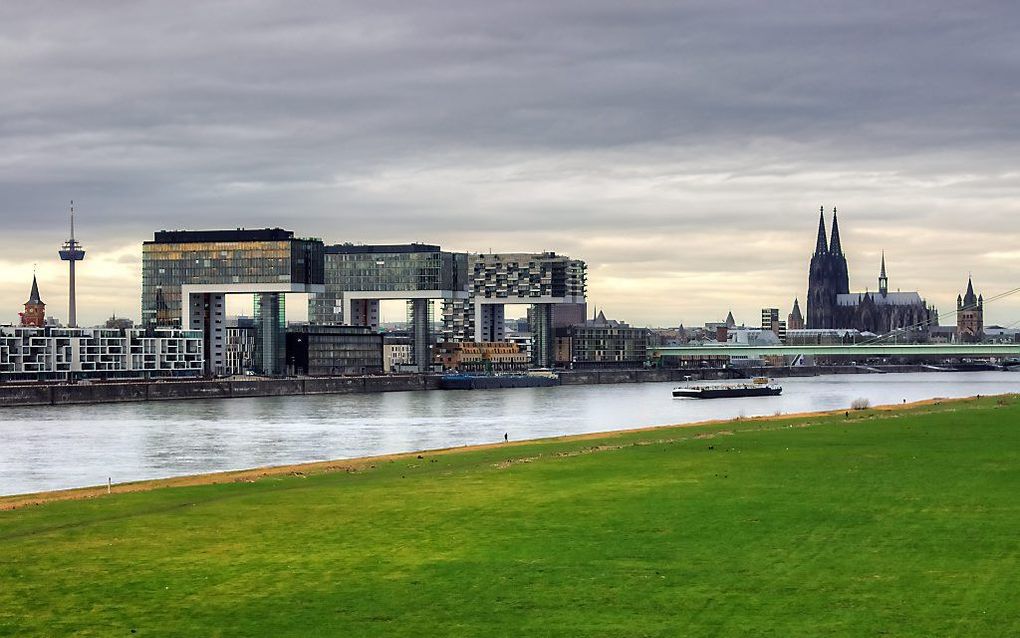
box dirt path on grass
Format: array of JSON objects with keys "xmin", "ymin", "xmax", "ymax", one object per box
[{"xmin": 0, "ymin": 393, "xmax": 1002, "ymax": 511}]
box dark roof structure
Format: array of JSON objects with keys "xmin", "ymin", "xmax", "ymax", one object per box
[
  {"xmin": 324, "ymin": 243, "xmax": 441, "ymax": 254},
  {"xmin": 148, "ymin": 228, "xmax": 295, "ymax": 244}
]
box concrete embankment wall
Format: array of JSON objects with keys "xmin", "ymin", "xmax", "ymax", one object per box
[
  {"xmin": 0, "ymin": 374, "xmax": 431, "ymax": 408},
  {"xmin": 0, "ymin": 364, "xmax": 958, "ymax": 408}
]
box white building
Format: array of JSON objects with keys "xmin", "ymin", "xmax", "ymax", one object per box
[
  {"xmin": 0, "ymin": 326, "xmax": 203, "ymax": 380},
  {"xmin": 383, "ymin": 342, "xmax": 413, "ymax": 373}
]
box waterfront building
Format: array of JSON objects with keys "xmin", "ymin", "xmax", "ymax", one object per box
[
  {"xmin": 0, "ymin": 326, "xmax": 202, "ymax": 381},
  {"xmin": 506, "ymin": 331, "xmax": 534, "ymax": 362},
  {"xmin": 806, "ymin": 209, "xmax": 936, "ymax": 337},
  {"xmin": 383, "ymin": 335, "xmax": 413, "ymax": 373},
  {"xmin": 433, "ymin": 341, "xmax": 530, "ymax": 372},
  {"xmin": 286, "ymin": 325, "xmax": 383, "ymax": 376},
  {"xmin": 19, "ymin": 276, "xmax": 46, "ymax": 328},
  {"xmin": 445, "ymin": 252, "xmax": 587, "ymax": 367},
  {"xmin": 225, "ymin": 317, "xmax": 257, "ymax": 375},
  {"xmin": 308, "ymin": 243, "xmax": 469, "ymax": 372},
  {"xmin": 554, "ymin": 311, "xmax": 649, "ymax": 369},
  {"xmin": 141, "ymin": 228, "xmax": 324, "ymax": 376},
  {"xmin": 956, "ymin": 277, "xmax": 984, "ymax": 343}
]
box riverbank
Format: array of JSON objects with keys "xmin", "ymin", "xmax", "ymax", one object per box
[
  {"xmin": 0, "ymin": 392, "xmax": 998, "ymax": 510},
  {"xmin": 2, "ymin": 394, "xmax": 1017, "ymax": 636},
  {"xmin": 0, "ymin": 363, "xmax": 995, "ymax": 408}
]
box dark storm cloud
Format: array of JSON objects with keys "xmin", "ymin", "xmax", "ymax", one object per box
[{"xmin": 2, "ymin": 1, "xmax": 1019, "ymax": 324}]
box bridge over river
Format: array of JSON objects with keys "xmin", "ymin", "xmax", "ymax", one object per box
[{"xmin": 649, "ymin": 344, "xmax": 1020, "ymax": 358}]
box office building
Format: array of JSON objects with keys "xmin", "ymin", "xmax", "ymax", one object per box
[
  {"xmin": 309, "ymin": 243, "xmax": 468, "ymax": 372},
  {"xmin": 225, "ymin": 317, "xmax": 257, "ymax": 375},
  {"xmin": 0, "ymin": 326, "xmax": 203, "ymax": 381},
  {"xmin": 761, "ymin": 308, "xmax": 787, "ymax": 343},
  {"xmin": 286, "ymin": 325, "xmax": 383, "ymax": 376},
  {"xmin": 141, "ymin": 228, "xmax": 324, "ymax": 376}
]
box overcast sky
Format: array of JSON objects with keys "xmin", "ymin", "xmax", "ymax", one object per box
[{"xmin": 2, "ymin": 1, "xmax": 1019, "ymax": 327}]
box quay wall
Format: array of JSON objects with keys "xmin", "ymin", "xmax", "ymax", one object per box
[{"xmin": 0, "ymin": 364, "xmax": 967, "ymax": 408}]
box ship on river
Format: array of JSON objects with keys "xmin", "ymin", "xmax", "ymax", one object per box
[{"xmin": 672, "ymin": 377, "xmax": 782, "ymax": 399}]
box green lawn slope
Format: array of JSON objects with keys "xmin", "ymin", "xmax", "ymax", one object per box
[{"xmin": 1, "ymin": 397, "xmax": 1018, "ymax": 637}]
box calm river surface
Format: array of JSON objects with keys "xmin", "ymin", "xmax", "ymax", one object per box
[{"xmin": 1, "ymin": 371, "xmax": 1018, "ymax": 496}]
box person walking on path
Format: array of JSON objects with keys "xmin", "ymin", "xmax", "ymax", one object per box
[{"xmin": 504, "ymin": 432, "xmax": 509, "ymax": 443}]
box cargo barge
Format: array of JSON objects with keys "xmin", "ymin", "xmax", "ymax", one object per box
[
  {"xmin": 438, "ymin": 372, "xmax": 559, "ymax": 390},
  {"xmin": 672, "ymin": 377, "xmax": 782, "ymax": 399}
]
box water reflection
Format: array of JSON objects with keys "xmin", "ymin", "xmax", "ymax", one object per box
[{"xmin": 1, "ymin": 371, "xmax": 1017, "ymax": 495}]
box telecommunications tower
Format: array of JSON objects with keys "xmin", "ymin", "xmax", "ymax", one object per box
[{"xmin": 58, "ymin": 201, "xmax": 86, "ymax": 327}]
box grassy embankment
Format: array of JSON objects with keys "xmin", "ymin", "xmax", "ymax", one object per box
[{"xmin": 1, "ymin": 396, "xmax": 1018, "ymax": 637}]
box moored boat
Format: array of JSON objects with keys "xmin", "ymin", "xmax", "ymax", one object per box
[{"xmin": 438, "ymin": 373, "xmax": 560, "ymax": 390}]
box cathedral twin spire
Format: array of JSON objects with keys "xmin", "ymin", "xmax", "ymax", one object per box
[{"xmin": 814, "ymin": 206, "xmax": 843, "ymax": 255}]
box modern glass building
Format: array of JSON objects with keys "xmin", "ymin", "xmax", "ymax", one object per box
[
  {"xmin": 309, "ymin": 244, "xmax": 469, "ymax": 371},
  {"xmin": 141, "ymin": 228, "xmax": 324, "ymax": 376},
  {"xmin": 286, "ymin": 325, "xmax": 384, "ymax": 376}
]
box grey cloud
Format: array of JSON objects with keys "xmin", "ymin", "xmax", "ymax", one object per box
[{"xmin": 1, "ymin": 1, "xmax": 1019, "ymax": 325}]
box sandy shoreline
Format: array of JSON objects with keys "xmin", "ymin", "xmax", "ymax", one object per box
[{"xmin": 0, "ymin": 394, "xmax": 997, "ymax": 511}]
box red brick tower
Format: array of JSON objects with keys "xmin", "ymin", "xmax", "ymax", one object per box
[{"xmin": 19, "ymin": 274, "xmax": 46, "ymax": 327}]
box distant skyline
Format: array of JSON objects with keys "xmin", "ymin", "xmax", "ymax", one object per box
[{"xmin": 2, "ymin": 2, "xmax": 1018, "ymax": 327}]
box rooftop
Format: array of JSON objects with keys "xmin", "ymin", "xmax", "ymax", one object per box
[
  {"xmin": 147, "ymin": 228, "xmax": 296, "ymax": 244},
  {"xmin": 837, "ymin": 291, "xmax": 924, "ymax": 307},
  {"xmin": 325, "ymin": 243, "xmax": 442, "ymax": 255}
]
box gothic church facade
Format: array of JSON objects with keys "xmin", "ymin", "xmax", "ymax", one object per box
[{"xmin": 806, "ymin": 208, "xmax": 936, "ymax": 337}]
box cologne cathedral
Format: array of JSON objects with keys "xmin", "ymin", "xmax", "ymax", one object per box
[{"xmin": 806, "ymin": 207, "xmax": 937, "ymax": 336}]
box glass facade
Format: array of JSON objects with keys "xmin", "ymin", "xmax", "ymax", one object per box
[
  {"xmin": 254, "ymin": 293, "xmax": 286, "ymax": 376},
  {"xmin": 286, "ymin": 325, "xmax": 384, "ymax": 376},
  {"xmin": 309, "ymin": 244, "xmax": 467, "ymax": 324},
  {"xmin": 141, "ymin": 230, "xmax": 324, "ymax": 328}
]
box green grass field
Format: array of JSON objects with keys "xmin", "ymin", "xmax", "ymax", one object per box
[{"xmin": 2, "ymin": 397, "xmax": 1018, "ymax": 637}]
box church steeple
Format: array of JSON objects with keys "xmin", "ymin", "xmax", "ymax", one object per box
[
  {"xmin": 963, "ymin": 276, "xmax": 977, "ymax": 307},
  {"xmin": 878, "ymin": 251, "xmax": 888, "ymax": 296},
  {"xmin": 829, "ymin": 207, "xmax": 843, "ymax": 255},
  {"xmin": 27, "ymin": 274, "xmax": 43, "ymax": 305},
  {"xmin": 20, "ymin": 273, "xmax": 46, "ymax": 328},
  {"xmin": 814, "ymin": 206, "xmax": 828, "ymax": 254}
]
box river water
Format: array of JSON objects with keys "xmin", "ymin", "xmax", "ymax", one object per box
[{"xmin": 1, "ymin": 371, "xmax": 1017, "ymax": 496}]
